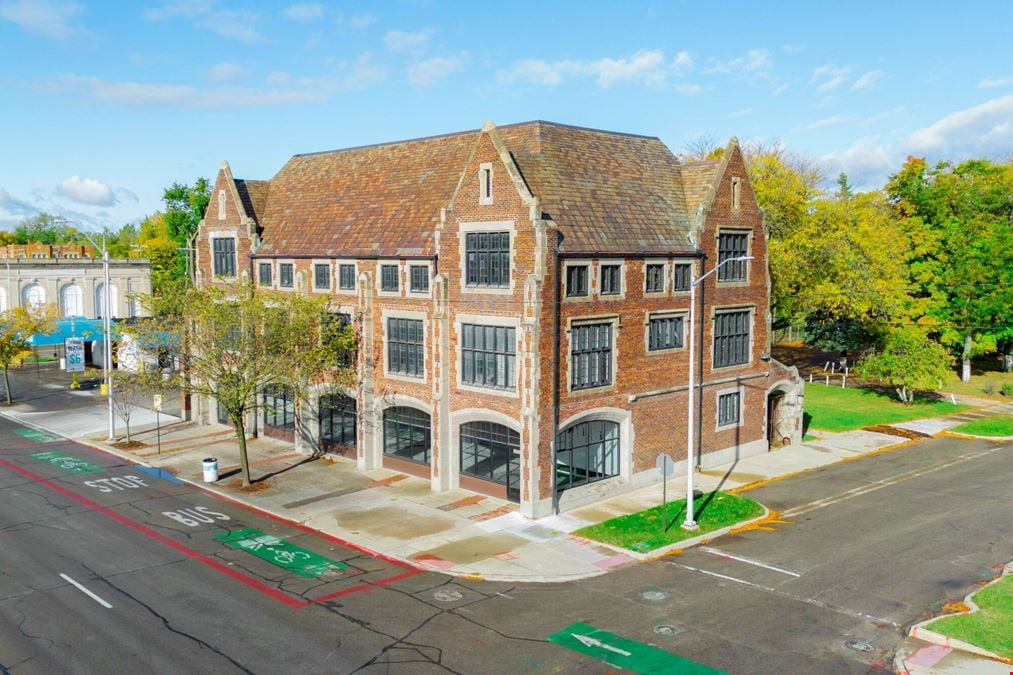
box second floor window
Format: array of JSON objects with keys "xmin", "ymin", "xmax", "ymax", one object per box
[
  {"xmin": 381, "ymin": 264, "xmax": 399, "ymax": 292},
  {"xmin": 645, "ymin": 263, "xmax": 665, "ymax": 293},
  {"xmin": 571, "ymin": 322, "xmax": 613, "ymax": 390},
  {"xmin": 212, "ymin": 238, "xmax": 236, "ymax": 278},
  {"xmin": 339, "ymin": 264, "xmax": 356, "ymax": 290},
  {"xmin": 258, "ymin": 262, "xmax": 272, "ymax": 286},
  {"xmin": 461, "ymin": 324, "xmax": 516, "ymax": 390},
  {"xmin": 465, "ymin": 232, "xmax": 510, "ymax": 288},
  {"xmin": 718, "ymin": 232, "xmax": 749, "ymax": 281},
  {"xmin": 388, "ymin": 317, "xmax": 423, "ymax": 378},
  {"xmin": 714, "ymin": 310, "xmax": 751, "ymax": 367},
  {"xmin": 566, "ymin": 265, "xmax": 589, "ymax": 297},
  {"xmin": 600, "ymin": 264, "xmax": 621, "ymax": 295},
  {"xmin": 279, "ymin": 263, "xmax": 294, "ymax": 288},
  {"xmin": 674, "ymin": 263, "xmax": 692, "ymax": 291},
  {"xmin": 409, "ymin": 265, "xmax": 429, "ymax": 293},
  {"xmin": 648, "ymin": 315, "xmax": 684, "ymax": 351},
  {"xmin": 313, "ymin": 263, "xmax": 330, "ymax": 290},
  {"xmin": 329, "ymin": 312, "xmax": 354, "ymax": 367}
]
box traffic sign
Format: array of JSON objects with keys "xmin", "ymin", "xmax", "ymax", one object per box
[
  {"xmin": 152, "ymin": 394, "xmax": 163, "ymax": 412},
  {"xmin": 548, "ymin": 622, "xmax": 724, "ymax": 673},
  {"xmin": 65, "ymin": 337, "xmax": 85, "ymax": 373},
  {"xmin": 655, "ymin": 453, "xmax": 675, "ymax": 477}
]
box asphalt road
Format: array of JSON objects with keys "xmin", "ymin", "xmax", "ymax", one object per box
[{"xmin": 1, "ymin": 410, "xmax": 1010, "ymax": 674}]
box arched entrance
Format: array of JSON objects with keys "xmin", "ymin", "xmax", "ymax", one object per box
[
  {"xmin": 766, "ymin": 387, "xmax": 798, "ymax": 448},
  {"xmin": 555, "ymin": 419, "xmax": 620, "ymax": 491},
  {"xmin": 382, "ymin": 406, "xmax": 431, "ymax": 478},
  {"xmin": 459, "ymin": 421, "xmax": 520, "ymax": 502}
]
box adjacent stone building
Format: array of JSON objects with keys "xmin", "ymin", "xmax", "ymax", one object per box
[{"xmin": 192, "ymin": 120, "xmax": 803, "ymax": 518}]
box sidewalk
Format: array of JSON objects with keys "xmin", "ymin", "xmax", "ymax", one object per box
[{"xmin": 4, "ymin": 387, "xmax": 1012, "ymax": 585}]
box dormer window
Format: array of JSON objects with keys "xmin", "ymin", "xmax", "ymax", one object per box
[
  {"xmin": 479, "ymin": 163, "xmax": 493, "ymax": 205},
  {"xmin": 218, "ymin": 190, "xmax": 226, "ymax": 220}
]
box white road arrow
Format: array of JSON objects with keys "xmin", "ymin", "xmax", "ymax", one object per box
[{"xmin": 573, "ymin": 633, "xmax": 631, "ymax": 657}]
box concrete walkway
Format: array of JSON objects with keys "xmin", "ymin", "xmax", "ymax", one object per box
[{"xmin": 3, "ymin": 383, "xmax": 1011, "ymax": 585}]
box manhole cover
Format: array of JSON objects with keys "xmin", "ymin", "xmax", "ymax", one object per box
[
  {"xmin": 844, "ymin": 639, "xmax": 873, "ymax": 653},
  {"xmin": 433, "ymin": 589, "xmax": 464, "ymax": 602},
  {"xmin": 641, "ymin": 590, "xmax": 667, "ymax": 602},
  {"xmin": 654, "ymin": 624, "xmax": 682, "ymax": 637}
]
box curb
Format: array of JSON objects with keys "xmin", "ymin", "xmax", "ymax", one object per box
[{"xmin": 906, "ymin": 562, "xmax": 1013, "ymax": 665}]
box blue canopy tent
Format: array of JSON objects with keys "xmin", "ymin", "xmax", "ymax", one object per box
[{"xmin": 28, "ymin": 317, "xmax": 117, "ymax": 347}]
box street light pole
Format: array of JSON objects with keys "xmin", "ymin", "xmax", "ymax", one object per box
[
  {"xmin": 683, "ymin": 254, "xmax": 753, "ymax": 531},
  {"xmin": 75, "ymin": 225, "xmax": 116, "ymax": 443}
]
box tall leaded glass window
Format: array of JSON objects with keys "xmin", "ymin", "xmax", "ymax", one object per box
[
  {"xmin": 571, "ymin": 322, "xmax": 612, "ymax": 390},
  {"xmin": 387, "ymin": 317, "xmax": 424, "ymax": 378},
  {"xmin": 212, "ymin": 238, "xmax": 236, "ymax": 278},
  {"xmin": 465, "ymin": 231, "xmax": 510, "ymax": 288},
  {"xmin": 556, "ymin": 419, "xmax": 620, "ymax": 490},
  {"xmin": 383, "ymin": 406, "xmax": 431, "ymax": 464},
  {"xmin": 713, "ymin": 310, "xmax": 751, "ymax": 367},
  {"xmin": 320, "ymin": 393, "xmax": 356, "ymax": 448},
  {"xmin": 717, "ymin": 231, "xmax": 749, "ymax": 281},
  {"xmin": 461, "ymin": 324, "xmax": 515, "ymax": 390}
]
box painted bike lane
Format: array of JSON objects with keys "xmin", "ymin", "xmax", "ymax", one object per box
[{"xmin": 0, "ymin": 420, "xmax": 422, "ymax": 608}]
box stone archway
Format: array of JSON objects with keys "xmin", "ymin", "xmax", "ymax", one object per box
[{"xmin": 766, "ymin": 383, "xmax": 803, "ymax": 448}]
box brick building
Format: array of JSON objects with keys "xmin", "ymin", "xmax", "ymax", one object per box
[
  {"xmin": 192, "ymin": 121, "xmax": 803, "ymax": 518},
  {"xmin": 0, "ymin": 241, "xmax": 96, "ymax": 260}
]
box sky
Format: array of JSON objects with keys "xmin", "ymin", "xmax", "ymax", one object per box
[{"xmin": 2, "ymin": 0, "xmax": 1012, "ymax": 231}]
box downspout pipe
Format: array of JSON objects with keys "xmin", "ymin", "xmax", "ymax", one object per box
[{"xmin": 551, "ymin": 244, "xmax": 561, "ymax": 515}]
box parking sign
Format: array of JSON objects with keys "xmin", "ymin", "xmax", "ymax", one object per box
[{"xmin": 65, "ymin": 337, "xmax": 85, "ymax": 373}]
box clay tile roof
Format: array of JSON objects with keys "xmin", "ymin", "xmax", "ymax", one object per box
[
  {"xmin": 247, "ymin": 120, "xmax": 702, "ymax": 258},
  {"xmin": 680, "ymin": 160, "xmax": 721, "ymax": 214},
  {"xmin": 234, "ymin": 179, "xmax": 269, "ymax": 223}
]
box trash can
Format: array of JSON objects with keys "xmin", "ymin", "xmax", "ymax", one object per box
[{"xmin": 202, "ymin": 457, "xmax": 219, "ymax": 482}]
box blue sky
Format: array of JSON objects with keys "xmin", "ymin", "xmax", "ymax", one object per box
[{"xmin": 2, "ymin": 0, "xmax": 1012, "ymax": 231}]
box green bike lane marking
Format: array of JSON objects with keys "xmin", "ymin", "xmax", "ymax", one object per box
[
  {"xmin": 548, "ymin": 622, "xmax": 724, "ymax": 674},
  {"xmin": 215, "ymin": 528, "xmax": 349, "ymax": 578},
  {"xmin": 16, "ymin": 428, "xmax": 63, "ymax": 443},
  {"xmin": 30, "ymin": 451, "xmax": 105, "ymax": 474}
]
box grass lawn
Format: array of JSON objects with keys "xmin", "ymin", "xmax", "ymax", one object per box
[
  {"xmin": 940, "ymin": 354, "xmax": 1013, "ymax": 402},
  {"xmin": 951, "ymin": 414, "xmax": 1013, "ymax": 437},
  {"xmin": 804, "ymin": 384, "xmax": 971, "ymax": 433},
  {"xmin": 929, "ymin": 574, "xmax": 1013, "ymax": 658},
  {"xmin": 574, "ymin": 491, "xmax": 765, "ymax": 553}
]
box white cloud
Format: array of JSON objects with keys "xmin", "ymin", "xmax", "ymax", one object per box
[
  {"xmin": 336, "ymin": 12, "xmax": 373, "ymax": 29},
  {"xmin": 144, "ymin": 1, "xmax": 260, "ymax": 43},
  {"xmin": 782, "ymin": 43, "xmax": 806, "ymax": 54},
  {"xmin": 706, "ymin": 49, "xmax": 771, "ymax": 75},
  {"xmin": 810, "ymin": 64, "xmax": 851, "ymax": 92},
  {"xmin": 729, "ymin": 107, "xmax": 753, "ymax": 118},
  {"xmin": 205, "ymin": 62, "xmax": 243, "ymax": 82},
  {"xmin": 282, "ymin": 2, "xmax": 322, "ymax": 21},
  {"xmin": 0, "ymin": 0, "xmax": 83, "ymax": 39},
  {"xmin": 408, "ymin": 55, "xmax": 465, "ymax": 88},
  {"xmin": 821, "ymin": 136, "xmax": 894, "ymax": 188},
  {"xmin": 497, "ymin": 49, "xmax": 668, "ymax": 89},
  {"xmin": 850, "ymin": 70, "xmax": 883, "ymax": 91},
  {"xmin": 672, "ymin": 50, "xmax": 692, "ymax": 71},
  {"xmin": 805, "ymin": 115, "xmax": 846, "ymax": 130},
  {"xmin": 384, "ymin": 29, "xmax": 431, "ymax": 53},
  {"xmin": 143, "ymin": 0, "xmax": 213, "ymax": 21},
  {"xmin": 0, "ymin": 187, "xmax": 40, "ymax": 217},
  {"xmin": 56, "ymin": 176, "xmax": 115, "ymax": 206},
  {"xmin": 907, "ymin": 94, "xmax": 1013, "ymax": 155},
  {"xmin": 978, "ymin": 75, "xmax": 1013, "ymax": 89},
  {"xmin": 342, "ymin": 52, "xmax": 386, "ymax": 89},
  {"xmin": 674, "ymin": 83, "xmax": 703, "ymax": 95}
]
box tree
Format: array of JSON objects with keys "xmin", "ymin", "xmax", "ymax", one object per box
[
  {"xmin": 135, "ymin": 212, "xmax": 179, "ymax": 298},
  {"xmin": 746, "ymin": 142, "xmax": 824, "ymax": 240},
  {"xmin": 163, "ymin": 179, "xmax": 211, "ymax": 281},
  {"xmin": 110, "ymin": 368, "xmax": 164, "ymax": 443},
  {"xmin": 138, "ymin": 282, "xmax": 354, "ymax": 486},
  {"xmin": 856, "ymin": 328, "xmax": 953, "ymax": 404},
  {"xmin": 13, "ymin": 213, "xmax": 80, "ymax": 245},
  {"xmin": 0, "ymin": 304, "xmax": 58, "ymax": 404}
]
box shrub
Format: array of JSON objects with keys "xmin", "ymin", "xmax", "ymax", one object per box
[
  {"xmin": 983, "ymin": 381, "xmax": 995, "ymax": 395},
  {"xmin": 1002, "ymin": 383, "xmax": 1013, "ymax": 397}
]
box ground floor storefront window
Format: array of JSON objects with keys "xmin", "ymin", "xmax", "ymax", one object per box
[
  {"xmin": 263, "ymin": 384, "xmax": 295, "ymax": 436},
  {"xmin": 460, "ymin": 421, "xmax": 520, "ymax": 502},
  {"xmin": 556, "ymin": 419, "xmax": 620, "ymax": 490},
  {"xmin": 383, "ymin": 406, "xmax": 430, "ymax": 464},
  {"xmin": 320, "ymin": 393, "xmax": 356, "ymax": 452}
]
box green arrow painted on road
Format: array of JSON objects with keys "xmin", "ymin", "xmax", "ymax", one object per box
[
  {"xmin": 16, "ymin": 428, "xmax": 62, "ymax": 443},
  {"xmin": 548, "ymin": 622, "xmax": 724, "ymax": 674},
  {"xmin": 30, "ymin": 451, "xmax": 104, "ymax": 474},
  {"xmin": 215, "ymin": 528, "xmax": 348, "ymax": 578}
]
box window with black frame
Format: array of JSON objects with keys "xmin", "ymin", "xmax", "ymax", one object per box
[
  {"xmin": 383, "ymin": 406, "xmax": 431, "ymax": 464},
  {"xmin": 338, "ymin": 264, "xmax": 355, "ymax": 290},
  {"xmin": 465, "ymin": 231, "xmax": 510, "ymax": 287},
  {"xmin": 718, "ymin": 391, "xmax": 741, "ymax": 427},
  {"xmin": 380, "ymin": 264, "xmax": 399, "ymax": 292},
  {"xmin": 460, "ymin": 421, "xmax": 519, "ymax": 488},
  {"xmin": 279, "ymin": 263, "xmax": 294, "ymax": 288},
  {"xmin": 648, "ymin": 314, "xmax": 684, "ymax": 351},
  {"xmin": 409, "ymin": 265, "xmax": 429, "ymax": 293},
  {"xmin": 673, "ymin": 263, "xmax": 692, "ymax": 291},
  {"xmin": 461, "ymin": 324, "xmax": 515, "ymax": 390},
  {"xmin": 645, "ymin": 263, "xmax": 665, "ymax": 293},
  {"xmin": 258, "ymin": 262, "xmax": 272, "ymax": 286},
  {"xmin": 328, "ymin": 312, "xmax": 354, "ymax": 367},
  {"xmin": 212, "ymin": 238, "xmax": 236, "ymax": 278},
  {"xmin": 388, "ymin": 317, "xmax": 423, "ymax": 377},
  {"xmin": 600, "ymin": 264, "xmax": 621, "ymax": 295},
  {"xmin": 263, "ymin": 384, "xmax": 295, "ymax": 430},
  {"xmin": 313, "ymin": 263, "xmax": 330, "ymax": 290},
  {"xmin": 717, "ymin": 231, "xmax": 749, "ymax": 281},
  {"xmin": 556, "ymin": 419, "xmax": 620, "ymax": 490},
  {"xmin": 713, "ymin": 310, "xmax": 751, "ymax": 367},
  {"xmin": 566, "ymin": 264, "xmax": 589, "ymax": 297},
  {"xmin": 571, "ymin": 322, "xmax": 612, "ymax": 390},
  {"xmin": 320, "ymin": 393, "xmax": 356, "ymax": 448}
]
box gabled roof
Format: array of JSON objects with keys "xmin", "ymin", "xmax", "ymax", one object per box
[
  {"xmin": 233, "ymin": 121, "xmax": 704, "ymax": 258},
  {"xmin": 680, "ymin": 160, "xmax": 722, "ymax": 214}
]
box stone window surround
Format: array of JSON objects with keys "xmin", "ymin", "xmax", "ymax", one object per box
[
  {"xmin": 564, "ymin": 313, "xmax": 620, "ymax": 396},
  {"xmin": 715, "ymin": 384, "xmax": 746, "ymax": 431},
  {"xmin": 208, "ymin": 231, "xmax": 238, "ymax": 280},
  {"xmin": 335, "ymin": 259, "xmax": 358, "ymax": 294},
  {"xmin": 376, "ymin": 259, "xmax": 403, "ymax": 297},
  {"xmin": 715, "ymin": 228, "xmax": 753, "ymax": 286},
  {"xmin": 644, "ymin": 309, "xmax": 688, "ymax": 355},
  {"xmin": 458, "ymin": 220, "xmax": 516, "ymax": 296},
  {"xmin": 643, "ymin": 258, "xmax": 669, "ymax": 296},
  {"xmin": 257, "ymin": 260, "xmax": 274, "ymax": 289},
  {"xmin": 479, "ymin": 162, "xmax": 494, "ymax": 205},
  {"xmin": 311, "ymin": 259, "xmax": 332, "ymax": 293},
  {"xmin": 276, "ymin": 259, "xmax": 296, "ymax": 291},
  {"xmin": 407, "ymin": 260, "xmax": 434, "ymax": 299},
  {"xmin": 672, "ymin": 258, "xmax": 695, "ymax": 293},
  {"xmin": 562, "ymin": 258, "xmax": 593, "ymax": 303},
  {"xmin": 381, "ymin": 307, "xmax": 428, "ymax": 385},
  {"xmin": 710, "ymin": 304, "xmax": 756, "ymax": 372},
  {"xmin": 597, "ymin": 259, "xmax": 626, "ymax": 300},
  {"xmin": 453, "ymin": 313, "xmax": 521, "ymax": 399}
]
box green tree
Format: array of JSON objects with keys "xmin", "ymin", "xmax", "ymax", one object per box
[
  {"xmin": 0, "ymin": 304, "xmax": 59, "ymax": 404},
  {"xmin": 857, "ymin": 327, "xmax": 953, "ymax": 404},
  {"xmin": 14, "ymin": 213, "xmax": 79, "ymax": 245},
  {"xmin": 163, "ymin": 179, "xmax": 211, "ymax": 281},
  {"xmin": 110, "ymin": 368, "xmax": 164, "ymax": 443},
  {"xmin": 135, "ymin": 212, "xmax": 179, "ymax": 298}
]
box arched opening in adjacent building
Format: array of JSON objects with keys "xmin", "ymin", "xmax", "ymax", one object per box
[
  {"xmin": 459, "ymin": 421, "xmax": 520, "ymax": 502},
  {"xmin": 60, "ymin": 284, "xmax": 83, "ymax": 317},
  {"xmin": 22, "ymin": 284, "xmax": 45, "ymax": 309},
  {"xmin": 382, "ymin": 406, "xmax": 430, "ymax": 478},
  {"xmin": 555, "ymin": 419, "xmax": 620, "ymax": 491},
  {"xmin": 95, "ymin": 283, "xmax": 118, "ymax": 319},
  {"xmin": 320, "ymin": 393, "xmax": 357, "ymax": 457}
]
